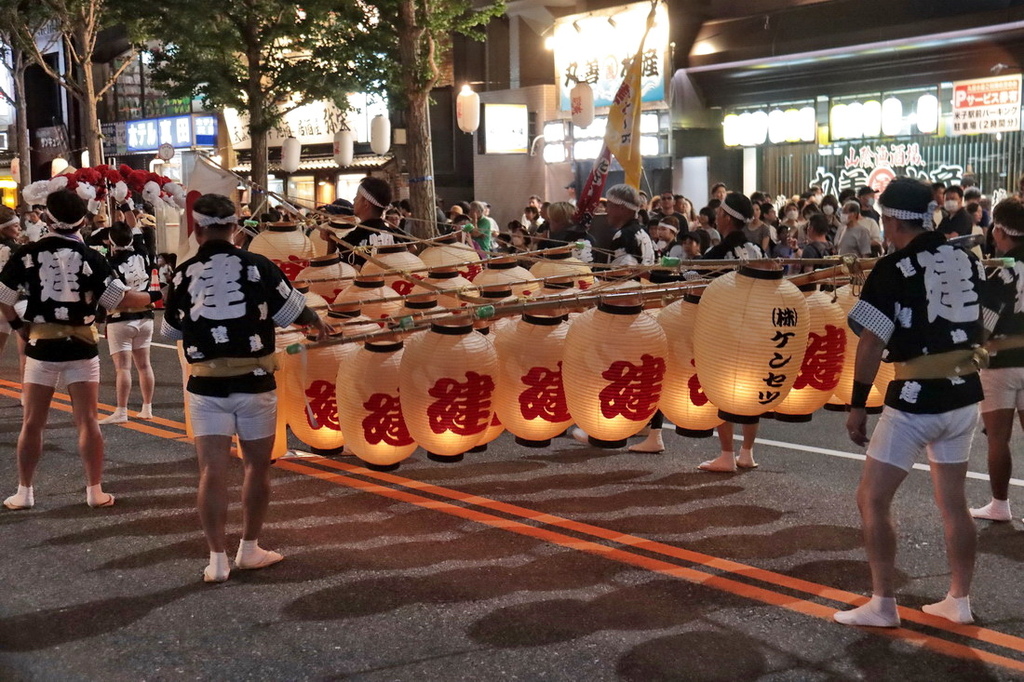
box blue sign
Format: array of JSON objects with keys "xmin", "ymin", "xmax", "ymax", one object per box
[{"xmin": 125, "ymin": 114, "xmax": 219, "ymax": 152}]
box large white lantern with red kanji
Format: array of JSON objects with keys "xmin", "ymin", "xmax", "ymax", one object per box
[
  {"xmin": 419, "ymin": 235, "xmax": 483, "ymax": 280},
  {"xmin": 775, "ymin": 287, "xmax": 847, "ymax": 421},
  {"xmin": 563, "ymin": 296, "xmax": 669, "ymax": 447},
  {"xmin": 336, "ymin": 339, "xmax": 417, "ymax": 469},
  {"xmin": 360, "ymin": 244, "xmax": 425, "ymax": 296},
  {"xmin": 474, "ymin": 256, "xmax": 537, "ymax": 296},
  {"xmin": 413, "ymin": 269, "xmax": 477, "ymax": 310},
  {"xmin": 296, "ymin": 254, "xmax": 357, "ymax": 301},
  {"xmin": 570, "ymin": 81, "xmax": 595, "ymax": 128},
  {"xmin": 494, "ymin": 314, "xmax": 572, "ymax": 446},
  {"xmin": 248, "ymin": 223, "xmax": 315, "ymax": 281},
  {"xmin": 657, "ymin": 295, "xmax": 723, "ymax": 437},
  {"xmin": 399, "ymin": 319, "xmax": 499, "ymax": 461},
  {"xmin": 529, "ymin": 248, "xmax": 594, "ymax": 290},
  {"xmin": 334, "ymin": 275, "xmax": 404, "ymax": 323},
  {"xmin": 826, "ymin": 285, "xmax": 893, "ymax": 412},
  {"xmin": 693, "ymin": 267, "xmax": 810, "ymax": 423}
]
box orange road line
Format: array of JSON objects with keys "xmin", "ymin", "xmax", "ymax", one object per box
[{"xmin": 277, "ymin": 459, "xmax": 1024, "ymax": 675}]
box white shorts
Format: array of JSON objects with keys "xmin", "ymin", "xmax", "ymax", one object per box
[
  {"xmin": 188, "ymin": 391, "xmax": 277, "ymax": 440},
  {"xmin": 23, "ymin": 356, "xmax": 100, "ymax": 388},
  {"xmin": 980, "ymin": 366, "xmax": 1024, "ymax": 413},
  {"xmin": 867, "ymin": 404, "xmax": 979, "ymax": 472},
  {"xmin": 106, "ymin": 318, "xmax": 154, "ymax": 355}
]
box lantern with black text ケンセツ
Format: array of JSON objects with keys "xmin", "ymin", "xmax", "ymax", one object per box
[
  {"xmin": 360, "ymin": 244, "xmax": 425, "ymax": 296},
  {"xmin": 249, "ymin": 223, "xmax": 316, "ymax": 281},
  {"xmin": 774, "ymin": 288, "xmax": 847, "ymax": 421},
  {"xmin": 296, "ymin": 254, "xmax": 357, "ymax": 301},
  {"xmin": 570, "ymin": 81, "xmax": 595, "ymax": 128},
  {"xmin": 529, "ymin": 247, "xmax": 594, "ymax": 290},
  {"xmin": 563, "ymin": 296, "xmax": 669, "ymax": 447},
  {"xmin": 334, "ymin": 275, "xmax": 404, "ymax": 324},
  {"xmin": 413, "ymin": 269, "xmax": 478, "ymax": 310},
  {"xmin": 399, "ymin": 320, "xmax": 499, "ymax": 461},
  {"xmin": 693, "ymin": 267, "xmax": 810, "ymax": 422},
  {"xmin": 494, "ymin": 314, "xmax": 572, "ymax": 446},
  {"xmin": 419, "ymin": 235, "xmax": 482, "ymax": 280},
  {"xmin": 826, "ymin": 285, "xmax": 892, "ymax": 412},
  {"xmin": 474, "ymin": 256, "xmax": 537, "ymax": 296},
  {"xmin": 336, "ymin": 340, "xmax": 416, "ymax": 470},
  {"xmin": 657, "ymin": 296, "xmax": 723, "ymax": 437}
]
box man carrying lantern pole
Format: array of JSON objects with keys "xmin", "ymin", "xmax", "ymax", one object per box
[
  {"xmin": 835, "ymin": 177, "xmax": 989, "ymax": 627},
  {"xmin": 322, "ymin": 176, "xmax": 405, "ymax": 268},
  {"xmin": 162, "ymin": 194, "xmax": 331, "ymax": 583}
]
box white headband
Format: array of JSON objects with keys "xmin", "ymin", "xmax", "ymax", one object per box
[
  {"xmin": 0, "ymin": 218, "xmax": 18, "ymax": 230},
  {"xmin": 657, "ymin": 221, "xmax": 678, "ymax": 233},
  {"xmin": 605, "ymin": 195, "xmax": 641, "ymax": 212},
  {"xmin": 880, "ymin": 205, "xmax": 933, "ymax": 229},
  {"xmin": 51, "ymin": 216, "xmax": 86, "ymax": 232},
  {"xmin": 192, "ymin": 211, "xmax": 238, "ymax": 227},
  {"xmin": 720, "ymin": 201, "xmax": 750, "ymax": 225},
  {"xmin": 995, "ymin": 221, "xmax": 1024, "ymax": 237},
  {"xmin": 358, "ymin": 185, "xmax": 385, "ymax": 209}
]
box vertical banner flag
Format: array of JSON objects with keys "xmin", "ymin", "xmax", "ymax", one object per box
[
  {"xmin": 185, "ymin": 156, "xmax": 239, "ymax": 237},
  {"xmin": 573, "ymin": 1, "xmax": 657, "ymax": 226}
]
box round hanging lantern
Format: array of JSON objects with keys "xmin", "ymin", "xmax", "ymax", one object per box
[
  {"xmin": 563, "ymin": 297, "xmax": 669, "ymax": 447},
  {"xmin": 692, "ymin": 267, "xmax": 810, "ymax": 422},
  {"xmin": 399, "ymin": 292, "xmax": 441, "ymax": 319},
  {"xmin": 413, "ymin": 269, "xmax": 477, "ymax": 310},
  {"xmin": 536, "ymin": 277, "xmax": 583, "ymax": 319},
  {"xmin": 475, "ymin": 285, "xmax": 517, "ymax": 336},
  {"xmin": 296, "ymin": 254, "xmax": 357, "ymax": 301},
  {"xmin": 826, "ymin": 285, "xmax": 890, "ymax": 412},
  {"xmin": 474, "ymin": 257, "xmax": 537, "ymax": 296},
  {"xmin": 493, "ymin": 314, "xmax": 571, "ymax": 446},
  {"xmin": 529, "ymin": 247, "xmax": 594, "ymax": 290},
  {"xmin": 360, "ymin": 244, "xmax": 425, "ymax": 296},
  {"xmin": 249, "ymin": 223, "xmax": 316, "ymax": 281},
  {"xmin": 419, "ymin": 235, "xmax": 483, "ymax": 280},
  {"xmin": 334, "ymin": 275, "xmax": 404, "ymax": 323},
  {"xmin": 657, "ymin": 296, "xmax": 723, "ymax": 437},
  {"xmin": 570, "ymin": 81, "xmax": 595, "ymax": 128},
  {"xmin": 333, "ymin": 130, "xmax": 354, "ymax": 167},
  {"xmin": 774, "ymin": 288, "xmax": 847, "ymax": 422},
  {"xmin": 336, "ymin": 340, "xmax": 416, "ymax": 470},
  {"xmin": 643, "ymin": 270, "xmax": 683, "ymax": 310},
  {"xmin": 456, "ymin": 84, "xmax": 481, "ymax": 134},
  {"xmin": 281, "ymin": 137, "xmax": 301, "ymax": 173},
  {"xmin": 296, "ymin": 284, "xmax": 329, "ymax": 320},
  {"xmin": 370, "ymin": 115, "xmax": 391, "ymax": 155},
  {"xmin": 399, "ymin": 320, "xmax": 499, "ymax": 461},
  {"xmin": 270, "ymin": 326, "xmax": 306, "ymax": 459}
]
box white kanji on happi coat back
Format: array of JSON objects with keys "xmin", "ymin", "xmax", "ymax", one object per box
[
  {"xmin": 186, "ymin": 253, "xmax": 246, "ymax": 322},
  {"xmin": 917, "ymin": 245, "xmax": 979, "ymax": 324},
  {"xmin": 39, "ymin": 249, "xmax": 84, "ymax": 303}
]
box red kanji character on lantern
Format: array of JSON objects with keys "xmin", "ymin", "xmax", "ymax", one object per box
[
  {"xmin": 793, "ymin": 324, "xmax": 846, "ymax": 391},
  {"xmin": 598, "ymin": 353, "xmax": 666, "ymax": 420},
  {"xmin": 274, "ymin": 255, "xmax": 309, "ymax": 282},
  {"xmin": 392, "ymin": 280, "xmax": 415, "ymax": 296},
  {"xmin": 305, "ymin": 379, "xmax": 341, "ymax": 430},
  {"xmin": 362, "ymin": 392, "xmax": 414, "ymax": 446},
  {"xmin": 519, "ymin": 364, "xmax": 570, "ymax": 422},
  {"xmin": 426, "ymin": 371, "xmax": 495, "ymax": 435},
  {"xmin": 687, "ymin": 358, "xmax": 709, "ymax": 407}
]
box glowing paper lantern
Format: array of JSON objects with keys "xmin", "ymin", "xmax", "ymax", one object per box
[
  {"xmin": 474, "ymin": 286, "xmax": 518, "ymax": 336},
  {"xmin": 399, "ymin": 321, "xmax": 499, "ymax": 461},
  {"xmin": 456, "ymin": 84, "xmax": 481, "ymax": 133},
  {"xmin": 414, "ymin": 269, "xmax": 477, "ymax": 309},
  {"xmin": 917, "ymin": 94, "xmax": 939, "ymax": 134},
  {"xmin": 271, "ymin": 326, "xmax": 306, "ymax": 459},
  {"xmin": 419, "ymin": 236, "xmax": 482, "ymax": 280},
  {"xmin": 370, "ymin": 115, "xmax": 391, "ymax": 155},
  {"xmin": 474, "ymin": 257, "xmax": 536, "ymax": 296},
  {"xmin": 693, "ymin": 267, "xmax": 810, "ymax": 422},
  {"xmin": 529, "ymin": 248, "xmax": 593, "ymax": 289},
  {"xmin": 830, "ymin": 103, "xmax": 848, "ymax": 140},
  {"xmin": 657, "ymin": 296, "xmax": 723, "ymax": 437},
  {"xmin": 333, "ymin": 130, "xmax": 354, "ymax": 167},
  {"xmin": 336, "ymin": 339, "xmax": 416, "ymax": 470},
  {"xmin": 360, "ymin": 244, "xmax": 425, "ymax": 296},
  {"xmin": 882, "ymin": 98, "xmax": 904, "ymax": 136},
  {"xmin": 563, "ymin": 297, "xmax": 669, "ymax": 447},
  {"xmin": 281, "ymin": 137, "xmax": 301, "ymax": 173},
  {"xmin": 494, "ymin": 314, "xmax": 572, "ymax": 446},
  {"xmin": 570, "ymin": 81, "xmax": 595, "ymax": 128},
  {"xmin": 798, "ymin": 106, "xmax": 817, "ymax": 142},
  {"xmin": 862, "ymin": 100, "xmax": 883, "ymax": 138},
  {"xmin": 296, "ymin": 254, "xmax": 357, "ymax": 301},
  {"xmin": 334, "ymin": 275, "xmax": 404, "ymax": 323},
  {"xmin": 767, "ymin": 109, "xmax": 787, "ymax": 144},
  {"xmin": 249, "ymin": 224, "xmax": 316, "ymax": 281},
  {"xmin": 826, "ymin": 285, "xmax": 890, "ymax": 412},
  {"xmin": 774, "ymin": 288, "xmax": 847, "ymax": 421},
  {"xmin": 723, "ymin": 114, "xmax": 741, "ymax": 147}
]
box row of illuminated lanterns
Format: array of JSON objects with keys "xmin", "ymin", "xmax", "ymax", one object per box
[
  {"xmin": 279, "ymin": 115, "xmax": 393, "ymax": 173},
  {"xmin": 723, "ymin": 95, "xmax": 941, "ymax": 147}
]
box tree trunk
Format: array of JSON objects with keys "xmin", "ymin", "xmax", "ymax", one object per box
[
  {"xmin": 75, "ymin": 28, "xmax": 102, "ymax": 165},
  {"xmin": 12, "ymin": 47, "xmax": 32, "ymax": 194},
  {"xmin": 404, "ymin": 89, "xmax": 437, "ymax": 239},
  {"xmin": 245, "ymin": 19, "xmax": 268, "ymax": 214}
]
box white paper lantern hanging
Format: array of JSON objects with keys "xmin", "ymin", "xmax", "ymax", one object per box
[
  {"xmin": 881, "ymin": 98, "xmax": 904, "ymax": 136},
  {"xmin": 570, "ymin": 81, "xmax": 595, "ymax": 128},
  {"xmin": 916, "ymin": 94, "xmax": 939, "ymax": 134},
  {"xmin": 370, "ymin": 115, "xmax": 391, "ymax": 155},
  {"xmin": 456, "ymin": 84, "xmax": 481, "ymax": 133},
  {"xmin": 281, "ymin": 137, "xmax": 301, "ymax": 173},
  {"xmin": 333, "ymin": 130, "xmax": 354, "ymax": 167}
]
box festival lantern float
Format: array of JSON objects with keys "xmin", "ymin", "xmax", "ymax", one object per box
[
  {"xmin": 493, "ymin": 313, "xmax": 572, "ymax": 446},
  {"xmin": 563, "ymin": 291, "xmax": 669, "ymax": 447},
  {"xmin": 774, "ymin": 286, "xmax": 847, "ymax": 421},
  {"xmin": 529, "ymin": 246, "xmax": 594, "ymax": 290},
  {"xmin": 693, "ymin": 267, "xmax": 810, "ymax": 423},
  {"xmin": 657, "ymin": 295, "xmax": 723, "ymax": 437},
  {"xmin": 412, "ymin": 268, "xmax": 477, "ymax": 310},
  {"xmin": 360, "ymin": 244, "xmax": 426, "ymax": 295},
  {"xmin": 419, "ymin": 234, "xmax": 483, "ymax": 280},
  {"xmin": 248, "ymin": 219, "xmax": 316, "ymax": 281},
  {"xmin": 826, "ymin": 284, "xmax": 893, "ymax": 412},
  {"xmin": 296, "ymin": 254, "xmax": 357, "ymax": 301},
  {"xmin": 399, "ymin": 316, "xmax": 499, "ymax": 462},
  {"xmin": 334, "ymin": 274, "xmax": 404, "ymax": 323},
  {"xmin": 473, "ymin": 255, "xmax": 537, "ymax": 296}
]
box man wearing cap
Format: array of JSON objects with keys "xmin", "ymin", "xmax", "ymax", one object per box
[
  {"xmin": 162, "ymin": 193, "xmax": 330, "ymax": 583},
  {"xmin": 606, "ymin": 184, "xmax": 655, "ymax": 266},
  {"xmin": 858, "ymin": 186, "xmax": 882, "ymax": 224},
  {"xmin": 326, "ymin": 176, "xmax": 405, "ymax": 268},
  {"xmin": 971, "ymin": 196, "xmax": 1024, "ymax": 523},
  {"xmin": 0, "ymin": 189, "xmax": 162, "ymax": 512},
  {"xmin": 836, "ymin": 177, "xmax": 988, "ymax": 628}
]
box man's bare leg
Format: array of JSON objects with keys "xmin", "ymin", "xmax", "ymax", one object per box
[
  {"xmin": 195, "ymin": 435, "xmax": 232, "ymax": 582},
  {"xmin": 3, "ymin": 382, "xmax": 53, "ymax": 509},
  {"xmin": 132, "ymin": 346, "xmax": 155, "ymax": 419},
  {"xmin": 971, "ymin": 408, "xmax": 1014, "ymax": 521},
  {"xmin": 235, "ymin": 435, "xmax": 283, "ymax": 570},
  {"xmin": 67, "ymin": 380, "xmax": 114, "ymax": 506},
  {"xmin": 99, "ymin": 351, "xmax": 132, "ymax": 424},
  {"xmin": 922, "ymin": 461, "xmax": 976, "ymax": 624}
]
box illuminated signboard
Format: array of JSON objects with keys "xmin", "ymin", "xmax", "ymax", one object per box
[
  {"xmin": 483, "ymin": 103, "xmax": 529, "ymax": 154},
  {"xmin": 951, "ymin": 75, "xmax": 1022, "ymax": 135},
  {"xmin": 125, "ymin": 114, "xmax": 219, "ymax": 152}
]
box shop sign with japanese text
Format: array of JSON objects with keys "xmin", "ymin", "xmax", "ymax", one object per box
[{"xmin": 951, "ymin": 75, "xmax": 1022, "ymax": 135}]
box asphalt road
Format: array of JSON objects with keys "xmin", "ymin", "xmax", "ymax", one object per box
[{"xmin": 1, "ymin": 318, "xmax": 1023, "ymax": 681}]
